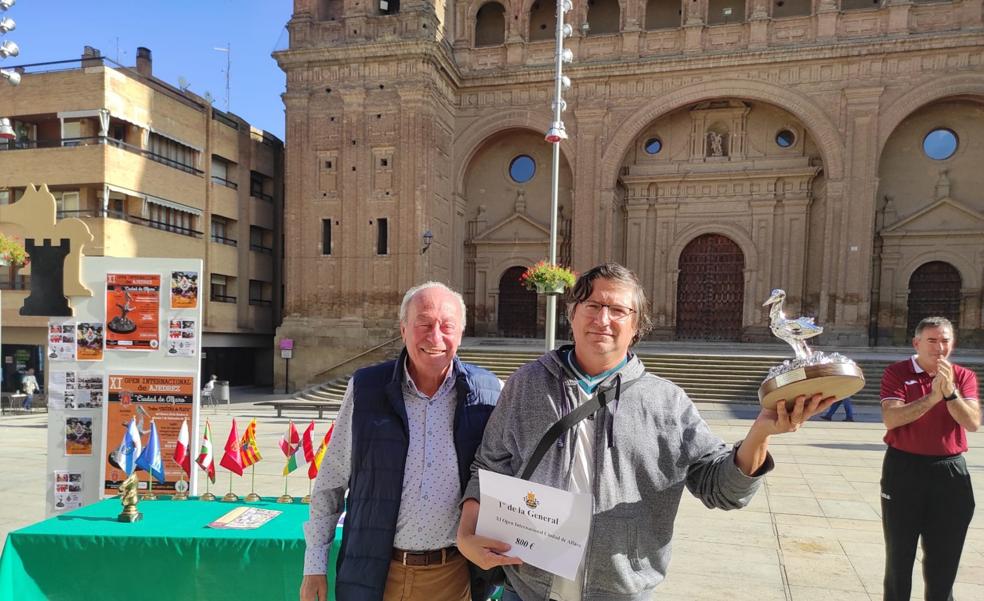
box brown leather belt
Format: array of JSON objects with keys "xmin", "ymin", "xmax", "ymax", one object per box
[{"xmin": 391, "ymin": 546, "xmax": 459, "ymax": 566}]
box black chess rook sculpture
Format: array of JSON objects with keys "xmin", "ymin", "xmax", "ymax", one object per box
[{"xmin": 20, "ymin": 238, "xmax": 72, "ymax": 317}]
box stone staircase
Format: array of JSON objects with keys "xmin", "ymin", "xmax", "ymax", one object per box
[
  {"xmin": 457, "ymin": 350, "xmax": 899, "ymax": 405},
  {"xmin": 293, "ymin": 349, "xmax": 984, "ymax": 406}
]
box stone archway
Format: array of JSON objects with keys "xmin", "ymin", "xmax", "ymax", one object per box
[
  {"xmin": 497, "ymin": 266, "xmax": 537, "ymax": 337},
  {"xmin": 906, "ymin": 261, "xmax": 961, "ymax": 338},
  {"xmin": 675, "ymin": 234, "xmax": 745, "ymax": 341}
]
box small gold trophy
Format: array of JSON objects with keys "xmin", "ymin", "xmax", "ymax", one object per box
[
  {"xmin": 118, "ymin": 473, "xmax": 142, "ymax": 523},
  {"xmin": 759, "ymin": 289, "xmax": 865, "ymax": 410},
  {"xmin": 172, "ymin": 478, "xmax": 189, "ymax": 501}
]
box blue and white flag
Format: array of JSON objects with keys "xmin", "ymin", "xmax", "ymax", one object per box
[
  {"xmin": 135, "ymin": 420, "xmax": 166, "ymax": 484},
  {"xmin": 110, "ymin": 417, "xmax": 143, "ymax": 476}
]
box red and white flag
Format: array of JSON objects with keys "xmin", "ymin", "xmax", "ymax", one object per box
[
  {"xmin": 279, "ymin": 420, "xmax": 300, "ymax": 457},
  {"xmin": 173, "ymin": 419, "xmax": 191, "ymax": 477},
  {"xmin": 301, "ymin": 420, "xmax": 317, "ymax": 463},
  {"xmin": 195, "ymin": 420, "xmax": 216, "ymax": 483}
]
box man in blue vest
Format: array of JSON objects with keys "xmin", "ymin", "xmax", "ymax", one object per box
[{"xmin": 300, "ymin": 282, "xmax": 502, "ymax": 601}]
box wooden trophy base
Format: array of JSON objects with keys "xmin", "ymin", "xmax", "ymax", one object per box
[{"xmin": 759, "ymin": 362, "xmax": 865, "ymax": 411}]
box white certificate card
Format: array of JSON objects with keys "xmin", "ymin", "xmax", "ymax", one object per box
[{"xmin": 475, "ymin": 469, "xmax": 592, "ymax": 580}]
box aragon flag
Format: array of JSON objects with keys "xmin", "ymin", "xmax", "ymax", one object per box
[
  {"xmin": 239, "ymin": 418, "xmax": 262, "ymax": 468},
  {"xmin": 307, "ymin": 424, "xmax": 335, "ymax": 480},
  {"xmin": 219, "ymin": 419, "xmax": 244, "ymax": 476},
  {"xmin": 196, "ymin": 420, "xmax": 216, "ymax": 483}
]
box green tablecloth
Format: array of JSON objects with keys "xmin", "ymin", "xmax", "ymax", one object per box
[{"xmin": 0, "ymin": 497, "xmax": 342, "ymax": 601}]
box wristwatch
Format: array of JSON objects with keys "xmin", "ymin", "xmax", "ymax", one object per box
[{"xmin": 944, "ymin": 390, "xmax": 959, "ymax": 402}]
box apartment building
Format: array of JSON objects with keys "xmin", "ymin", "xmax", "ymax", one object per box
[{"xmin": 0, "ymin": 46, "xmax": 284, "ymax": 390}]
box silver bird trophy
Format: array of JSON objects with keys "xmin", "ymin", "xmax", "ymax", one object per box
[{"xmin": 759, "ymin": 289, "xmax": 865, "ymax": 410}]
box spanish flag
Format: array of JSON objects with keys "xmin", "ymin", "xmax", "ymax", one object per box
[
  {"xmin": 239, "ymin": 418, "xmax": 263, "ymax": 468},
  {"xmin": 308, "ymin": 424, "xmax": 334, "ymax": 480}
]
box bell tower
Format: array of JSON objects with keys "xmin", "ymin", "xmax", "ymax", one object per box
[{"xmin": 276, "ymin": 0, "xmax": 459, "ymax": 389}]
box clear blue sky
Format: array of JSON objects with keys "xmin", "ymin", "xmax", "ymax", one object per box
[{"xmin": 2, "ymin": 0, "xmax": 292, "ymax": 139}]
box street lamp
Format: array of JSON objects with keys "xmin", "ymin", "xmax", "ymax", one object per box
[
  {"xmin": 0, "ymin": 0, "xmax": 17, "ymax": 146},
  {"xmin": 0, "ymin": 117, "xmax": 14, "ymax": 140},
  {"xmin": 0, "ymin": 39, "xmax": 17, "ymax": 58},
  {"xmin": 542, "ymin": 0, "xmax": 574, "ymax": 352}
]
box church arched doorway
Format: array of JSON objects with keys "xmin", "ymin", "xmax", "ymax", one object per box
[
  {"xmin": 907, "ymin": 261, "xmax": 961, "ymax": 337},
  {"xmin": 497, "ymin": 266, "xmax": 537, "ymax": 338},
  {"xmin": 676, "ymin": 234, "xmax": 745, "ymax": 341}
]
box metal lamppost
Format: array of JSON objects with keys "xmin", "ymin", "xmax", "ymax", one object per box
[
  {"xmin": 543, "ymin": 0, "xmax": 574, "ymax": 352},
  {"xmin": 0, "ymin": 0, "xmax": 20, "ymax": 141}
]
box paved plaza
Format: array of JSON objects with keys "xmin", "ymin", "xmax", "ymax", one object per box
[{"xmin": 1, "ymin": 398, "xmax": 981, "ymax": 600}]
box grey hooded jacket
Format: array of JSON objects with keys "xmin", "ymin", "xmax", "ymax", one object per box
[{"xmin": 463, "ymin": 346, "xmax": 773, "ymax": 601}]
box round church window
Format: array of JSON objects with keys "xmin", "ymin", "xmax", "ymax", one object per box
[
  {"xmin": 923, "ymin": 128, "xmax": 958, "ymax": 161},
  {"xmin": 644, "ymin": 138, "xmax": 662, "ymax": 155},
  {"xmin": 509, "ymin": 155, "xmax": 536, "ymax": 183},
  {"xmin": 776, "ymin": 129, "xmax": 796, "ymax": 148}
]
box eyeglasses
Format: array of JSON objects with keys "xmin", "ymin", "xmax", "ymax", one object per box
[{"xmin": 579, "ymin": 301, "xmax": 636, "ymax": 322}]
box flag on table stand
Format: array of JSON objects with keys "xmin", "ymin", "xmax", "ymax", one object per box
[
  {"xmin": 219, "ymin": 419, "xmax": 242, "ymax": 502},
  {"xmin": 302, "ymin": 423, "xmax": 333, "ymax": 504},
  {"xmin": 196, "ymin": 420, "xmax": 216, "ymax": 501},
  {"xmin": 171, "ymin": 420, "xmax": 191, "ymax": 500},
  {"xmin": 240, "ymin": 418, "xmax": 263, "ymax": 502},
  {"xmin": 135, "ymin": 420, "xmax": 165, "ymax": 499},
  {"xmin": 277, "ymin": 420, "xmax": 302, "ymax": 503},
  {"xmin": 108, "ymin": 417, "xmax": 143, "ymax": 477},
  {"xmin": 279, "ymin": 420, "xmax": 300, "ymax": 457},
  {"xmin": 308, "ymin": 424, "xmax": 334, "ymax": 480},
  {"xmin": 302, "ymin": 419, "xmax": 318, "ymax": 464},
  {"xmin": 284, "ymin": 421, "xmax": 313, "ymax": 477}
]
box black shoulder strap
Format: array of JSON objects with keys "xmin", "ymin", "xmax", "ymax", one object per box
[{"xmin": 519, "ymin": 388, "xmax": 607, "ymax": 481}]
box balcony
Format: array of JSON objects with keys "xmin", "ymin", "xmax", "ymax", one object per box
[
  {"xmin": 207, "ymin": 297, "xmax": 239, "ymax": 332},
  {"xmin": 249, "ymin": 251, "xmax": 274, "ymax": 282},
  {"xmin": 249, "ymin": 196, "xmax": 275, "ymax": 230},
  {"xmin": 247, "ymin": 304, "xmax": 274, "ymax": 333},
  {"xmin": 211, "ymin": 183, "xmax": 239, "ymax": 220},
  {"xmin": 209, "ymin": 240, "xmax": 240, "ymax": 275}
]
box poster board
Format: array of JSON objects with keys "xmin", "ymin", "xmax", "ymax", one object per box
[{"xmin": 44, "ymin": 257, "xmax": 203, "ymax": 516}]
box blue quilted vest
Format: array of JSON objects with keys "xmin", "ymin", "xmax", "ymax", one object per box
[{"xmin": 334, "ymin": 349, "xmax": 500, "ymax": 601}]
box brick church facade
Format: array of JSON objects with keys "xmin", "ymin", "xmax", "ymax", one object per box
[{"xmin": 275, "ymin": 0, "xmax": 984, "ymax": 388}]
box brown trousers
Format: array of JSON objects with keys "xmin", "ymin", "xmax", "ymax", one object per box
[{"xmin": 382, "ymin": 552, "xmax": 471, "ymax": 601}]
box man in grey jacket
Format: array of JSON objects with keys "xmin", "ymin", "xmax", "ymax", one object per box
[{"xmin": 457, "ymin": 263, "xmax": 833, "ymax": 601}]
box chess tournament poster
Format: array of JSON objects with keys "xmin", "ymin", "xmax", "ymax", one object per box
[
  {"xmin": 53, "ymin": 471, "xmax": 84, "ymax": 512},
  {"xmin": 170, "ymin": 270, "xmax": 199, "ymax": 309},
  {"xmin": 64, "ymin": 417, "xmax": 93, "ymax": 456},
  {"xmin": 103, "ymin": 373, "xmax": 194, "ymax": 496},
  {"xmin": 105, "ymin": 273, "xmax": 160, "ymax": 351},
  {"xmin": 166, "ymin": 316, "xmax": 198, "ymax": 357},
  {"xmin": 75, "ymin": 322, "xmax": 105, "ymax": 361},
  {"xmin": 47, "ymin": 321, "xmax": 76, "ymax": 361}
]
